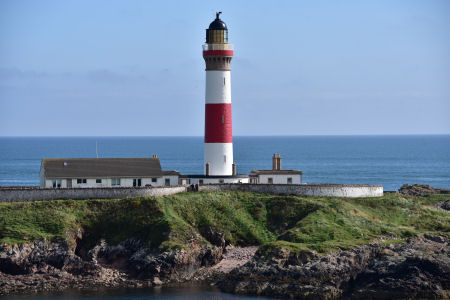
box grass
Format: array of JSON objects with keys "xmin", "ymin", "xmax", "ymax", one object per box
[{"xmin": 0, "ymin": 192, "xmax": 448, "ymax": 254}]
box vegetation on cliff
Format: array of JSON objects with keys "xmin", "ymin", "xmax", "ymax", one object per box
[{"xmin": 0, "ymin": 191, "xmax": 448, "ymax": 253}]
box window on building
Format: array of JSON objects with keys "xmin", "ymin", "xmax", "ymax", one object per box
[
  {"xmin": 222, "ymin": 115, "xmax": 225, "ymax": 123},
  {"xmin": 133, "ymin": 179, "xmax": 142, "ymax": 187},
  {"xmin": 96, "ymin": 179, "xmax": 102, "ymax": 184},
  {"xmin": 152, "ymin": 178, "xmax": 157, "ymax": 183},
  {"xmin": 199, "ymin": 179, "xmax": 203, "ymax": 184},
  {"xmin": 287, "ymin": 177, "xmax": 292, "ymax": 184},
  {"xmin": 219, "ymin": 179, "xmax": 224, "ymax": 183},
  {"xmin": 268, "ymin": 178, "xmax": 273, "ymax": 184},
  {"xmin": 111, "ymin": 178, "xmax": 121, "ymax": 186},
  {"xmin": 77, "ymin": 178, "xmax": 87, "ymax": 184},
  {"xmin": 52, "ymin": 179, "xmax": 62, "ymax": 188},
  {"xmin": 165, "ymin": 178, "xmax": 170, "ymax": 186}
]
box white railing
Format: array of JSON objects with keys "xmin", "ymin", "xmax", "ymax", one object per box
[{"xmin": 202, "ymin": 44, "xmax": 234, "ymax": 51}]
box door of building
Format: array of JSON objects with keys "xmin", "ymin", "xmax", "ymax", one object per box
[{"xmin": 67, "ymin": 179, "xmax": 72, "ymax": 188}]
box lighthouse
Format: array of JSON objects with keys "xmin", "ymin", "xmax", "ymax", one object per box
[{"xmin": 203, "ymin": 12, "xmax": 234, "ymax": 176}]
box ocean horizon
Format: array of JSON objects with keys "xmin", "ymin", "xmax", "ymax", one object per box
[{"xmin": 1, "ymin": 135, "xmax": 449, "ymax": 191}]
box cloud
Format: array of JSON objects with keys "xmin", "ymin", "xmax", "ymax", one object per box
[{"xmin": 0, "ymin": 68, "xmax": 49, "ymax": 80}]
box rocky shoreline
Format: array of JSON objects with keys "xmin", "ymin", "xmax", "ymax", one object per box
[
  {"xmin": 1, "ymin": 234, "xmax": 448, "ymax": 299},
  {"xmin": 0, "ymin": 236, "xmax": 223, "ymax": 295},
  {"xmin": 219, "ymin": 234, "xmax": 449, "ymax": 299}
]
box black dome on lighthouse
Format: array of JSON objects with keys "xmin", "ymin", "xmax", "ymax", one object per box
[{"xmin": 209, "ymin": 12, "xmax": 227, "ymax": 30}]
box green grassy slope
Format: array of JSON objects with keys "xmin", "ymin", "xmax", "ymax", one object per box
[{"xmin": 0, "ymin": 192, "xmax": 448, "ymax": 253}]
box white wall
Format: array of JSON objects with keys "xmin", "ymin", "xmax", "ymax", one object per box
[
  {"xmin": 258, "ymin": 174, "xmax": 302, "ymax": 184},
  {"xmin": 44, "ymin": 176, "xmax": 180, "ymax": 188},
  {"xmin": 204, "ymin": 143, "xmax": 233, "ymax": 176},
  {"xmin": 183, "ymin": 177, "xmax": 249, "ymax": 185},
  {"xmin": 198, "ymin": 183, "xmax": 384, "ymax": 198},
  {"xmin": 205, "ymin": 70, "xmax": 231, "ymax": 104},
  {"xmin": 163, "ymin": 175, "xmax": 179, "ymax": 186},
  {"xmin": 0, "ymin": 186, "xmax": 188, "ymax": 202},
  {"xmin": 45, "ymin": 179, "xmax": 67, "ymax": 188},
  {"xmin": 39, "ymin": 167, "xmax": 45, "ymax": 187}
]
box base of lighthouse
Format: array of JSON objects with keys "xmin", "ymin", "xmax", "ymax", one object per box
[{"xmin": 204, "ymin": 143, "xmax": 233, "ymax": 175}]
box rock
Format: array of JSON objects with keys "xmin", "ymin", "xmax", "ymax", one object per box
[
  {"xmin": 0, "ymin": 237, "xmax": 223, "ymax": 296},
  {"xmin": 218, "ymin": 234, "xmax": 450, "ymax": 299},
  {"xmin": 153, "ymin": 276, "xmax": 163, "ymax": 285},
  {"xmin": 398, "ymin": 184, "xmax": 449, "ymax": 197},
  {"xmin": 199, "ymin": 226, "xmax": 227, "ymax": 249},
  {"xmin": 128, "ymin": 245, "xmax": 223, "ymax": 281},
  {"xmin": 351, "ymin": 234, "xmax": 450, "ymax": 299},
  {"xmin": 435, "ymin": 199, "xmax": 450, "ymax": 211}
]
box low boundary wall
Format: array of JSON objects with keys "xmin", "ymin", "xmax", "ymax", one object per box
[
  {"xmin": 198, "ymin": 183, "xmax": 384, "ymax": 197},
  {"xmin": 0, "ymin": 183, "xmax": 384, "ymax": 202},
  {"xmin": 0, "ymin": 186, "xmax": 187, "ymax": 203}
]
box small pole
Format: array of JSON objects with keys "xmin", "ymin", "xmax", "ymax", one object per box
[{"xmin": 96, "ymin": 141, "xmax": 99, "ymax": 158}]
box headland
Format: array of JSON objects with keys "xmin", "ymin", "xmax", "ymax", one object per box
[{"xmin": 0, "ymin": 184, "xmax": 448, "ymax": 299}]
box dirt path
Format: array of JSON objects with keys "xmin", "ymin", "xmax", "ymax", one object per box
[
  {"xmin": 192, "ymin": 246, "xmax": 259, "ymax": 281},
  {"xmin": 212, "ymin": 246, "xmax": 259, "ymax": 273}
]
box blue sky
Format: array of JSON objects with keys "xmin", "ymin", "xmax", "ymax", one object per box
[{"xmin": 0, "ymin": 0, "xmax": 449, "ymax": 136}]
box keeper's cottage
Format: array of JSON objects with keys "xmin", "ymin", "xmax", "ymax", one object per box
[{"xmin": 40, "ymin": 156, "xmax": 179, "ymax": 188}]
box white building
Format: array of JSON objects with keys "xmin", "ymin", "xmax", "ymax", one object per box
[
  {"xmin": 180, "ymin": 175, "xmax": 249, "ymax": 185},
  {"xmin": 39, "ymin": 156, "xmax": 179, "ymax": 188},
  {"xmin": 249, "ymin": 154, "xmax": 302, "ymax": 184}
]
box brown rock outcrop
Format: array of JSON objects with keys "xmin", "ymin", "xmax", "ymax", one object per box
[{"xmin": 218, "ymin": 235, "xmax": 450, "ymax": 299}]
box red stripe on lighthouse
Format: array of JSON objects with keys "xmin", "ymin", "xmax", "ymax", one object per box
[
  {"xmin": 203, "ymin": 50, "xmax": 234, "ymax": 57},
  {"xmin": 205, "ymin": 103, "xmax": 232, "ymax": 143}
]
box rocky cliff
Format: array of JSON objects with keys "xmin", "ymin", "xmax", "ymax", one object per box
[
  {"xmin": 219, "ymin": 234, "xmax": 449, "ymax": 299},
  {"xmin": 0, "ymin": 236, "xmax": 223, "ymax": 295}
]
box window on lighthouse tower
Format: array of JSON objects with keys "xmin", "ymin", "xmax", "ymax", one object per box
[{"xmin": 222, "ymin": 115, "xmax": 225, "ymax": 123}]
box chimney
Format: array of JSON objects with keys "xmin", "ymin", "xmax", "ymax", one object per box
[
  {"xmin": 277, "ymin": 154, "xmax": 282, "ymax": 170},
  {"xmin": 272, "ymin": 153, "xmax": 277, "ymax": 170},
  {"xmin": 232, "ymin": 163, "xmax": 237, "ymax": 175},
  {"xmin": 205, "ymin": 163, "xmax": 210, "ymax": 176}
]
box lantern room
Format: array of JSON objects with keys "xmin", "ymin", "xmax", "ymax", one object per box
[{"xmin": 206, "ymin": 12, "xmax": 228, "ymax": 44}]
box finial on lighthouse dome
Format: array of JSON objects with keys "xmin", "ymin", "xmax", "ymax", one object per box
[{"xmin": 208, "ymin": 12, "xmax": 227, "ymax": 30}]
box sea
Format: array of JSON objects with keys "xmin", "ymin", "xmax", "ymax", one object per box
[
  {"xmin": 0, "ymin": 135, "xmax": 449, "ymax": 191},
  {"xmin": 0, "ymin": 284, "xmax": 276, "ymax": 300}
]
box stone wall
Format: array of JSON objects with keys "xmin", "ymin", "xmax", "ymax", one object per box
[
  {"xmin": 0, "ymin": 183, "xmax": 384, "ymax": 202},
  {"xmin": 198, "ymin": 183, "xmax": 383, "ymax": 198},
  {"xmin": 0, "ymin": 186, "xmax": 187, "ymax": 203}
]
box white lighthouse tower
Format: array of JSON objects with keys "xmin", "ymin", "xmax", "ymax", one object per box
[{"xmin": 203, "ymin": 12, "xmax": 234, "ymax": 176}]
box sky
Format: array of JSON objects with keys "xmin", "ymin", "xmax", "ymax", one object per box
[{"xmin": 0, "ymin": 0, "xmax": 449, "ymax": 136}]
